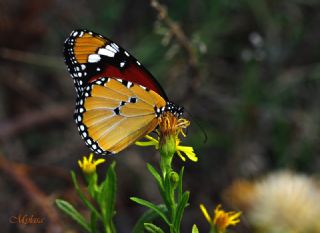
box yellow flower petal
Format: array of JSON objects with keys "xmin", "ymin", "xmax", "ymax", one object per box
[
  {"xmin": 200, "ymin": 204, "xmax": 212, "ymax": 224},
  {"xmin": 176, "ymin": 150, "xmax": 186, "ymax": 161},
  {"xmin": 88, "ymin": 153, "xmax": 93, "ymax": 162},
  {"xmin": 135, "ymin": 135, "xmax": 159, "ymax": 149},
  {"xmin": 94, "ymin": 158, "xmax": 106, "ymax": 166},
  {"xmin": 176, "ymin": 145, "xmax": 198, "ymax": 162}
]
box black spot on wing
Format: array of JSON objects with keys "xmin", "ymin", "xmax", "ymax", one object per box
[
  {"xmin": 129, "ymin": 97, "xmax": 137, "ymax": 103},
  {"xmin": 114, "ymin": 107, "xmax": 120, "ymax": 115}
]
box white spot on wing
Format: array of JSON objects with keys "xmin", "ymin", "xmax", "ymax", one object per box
[
  {"xmin": 106, "ymin": 45, "xmax": 117, "ymax": 53},
  {"xmin": 87, "ymin": 139, "xmax": 92, "ymax": 145},
  {"xmin": 88, "ymin": 54, "xmax": 101, "ymax": 63},
  {"xmin": 127, "ymin": 82, "xmax": 133, "ymax": 88},
  {"xmin": 110, "ymin": 43, "xmax": 119, "ymax": 51},
  {"xmin": 98, "ymin": 48, "xmax": 115, "ymax": 57}
]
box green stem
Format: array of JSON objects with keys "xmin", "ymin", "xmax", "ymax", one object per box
[
  {"xmin": 160, "ymin": 154, "xmax": 173, "ymax": 178},
  {"xmin": 159, "ymin": 134, "xmax": 179, "ymax": 233},
  {"xmin": 210, "ymin": 226, "xmax": 218, "ymax": 233}
]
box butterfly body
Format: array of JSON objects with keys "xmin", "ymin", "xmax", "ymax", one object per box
[{"xmin": 64, "ymin": 29, "xmax": 183, "ymax": 155}]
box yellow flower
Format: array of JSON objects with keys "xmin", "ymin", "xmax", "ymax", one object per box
[
  {"xmin": 200, "ymin": 204, "xmax": 241, "ymax": 233},
  {"xmin": 157, "ymin": 112, "xmax": 189, "ymax": 140},
  {"xmin": 78, "ymin": 153, "xmax": 105, "ymax": 174},
  {"xmin": 214, "ymin": 204, "xmax": 241, "ymax": 232},
  {"xmin": 135, "ymin": 115, "xmax": 197, "ymax": 162}
]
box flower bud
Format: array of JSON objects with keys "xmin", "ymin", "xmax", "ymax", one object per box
[{"xmin": 169, "ymin": 171, "xmax": 179, "ymax": 189}]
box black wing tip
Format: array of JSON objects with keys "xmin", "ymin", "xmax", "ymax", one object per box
[
  {"xmin": 64, "ymin": 29, "xmax": 87, "ymax": 46},
  {"xmin": 63, "ymin": 28, "xmax": 106, "ymax": 52}
]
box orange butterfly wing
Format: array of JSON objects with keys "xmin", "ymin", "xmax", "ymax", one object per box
[{"xmin": 76, "ymin": 77, "xmax": 166, "ymax": 154}]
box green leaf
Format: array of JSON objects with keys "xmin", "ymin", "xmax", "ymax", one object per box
[
  {"xmin": 132, "ymin": 205, "xmax": 167, "ymax": 233},
  {"xmin": 144, "ymin": 223, "xmax": 165, "ymax": 233},
  {"xmin": 55, "ymin": 199, "xmax": 91, "ymax": 233},
  {"xmin": 177, "ymin": 167, "xmax": 184, "ymax": 202},
  {"xmin": 173, "ymin": 191, "xmax": 189, "ymax": 230},
  {"xmin": 90, "ymin": 212, "xmax": 98, "ymax": 233},
  {"xmin": 110, "ymin": 220, "xmax": 117, "ymax": 233},
  {"xmin": 98, "ymin": 161, "xmax": 116, "ymax": 225},
  {"xmin": 191, "ymin": 224, "xmax": 199, "ymax": 233},
  {"xmin": 146, "ymin": 164, "xmax": 169, "ymax": 207},
  {"xmin": 147, "ymin": 163, "xmax": 163, "ymax": 189},
  {"xmin": 71, "ymin": 171, "xmax": 103, "ymax": 220},
  {"xmin": 130, "ymin": 197, "xmax": 170, "ymax": 225}
]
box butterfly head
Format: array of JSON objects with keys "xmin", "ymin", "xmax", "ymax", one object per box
[
  {"xmin": 154, "ymin": 101, "xmax": 183, "ymax": 118},
  {"xmin": 165, "ymin": 101, "xmax": 184, "ymax": 117}
]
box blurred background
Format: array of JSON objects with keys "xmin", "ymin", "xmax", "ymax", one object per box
[{"xmin": 1, "ymin": 0, "xmax": 320, "ymax": 232}]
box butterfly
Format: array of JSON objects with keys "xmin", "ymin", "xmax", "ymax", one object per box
[{"xmin": 63, "ymin": 29, "xmax": 183, "ymax": 155}]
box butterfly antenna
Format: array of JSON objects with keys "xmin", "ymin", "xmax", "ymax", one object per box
[{"xmin": 184, "ymin": 109, "xmax": 208, "ymax": 144}]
